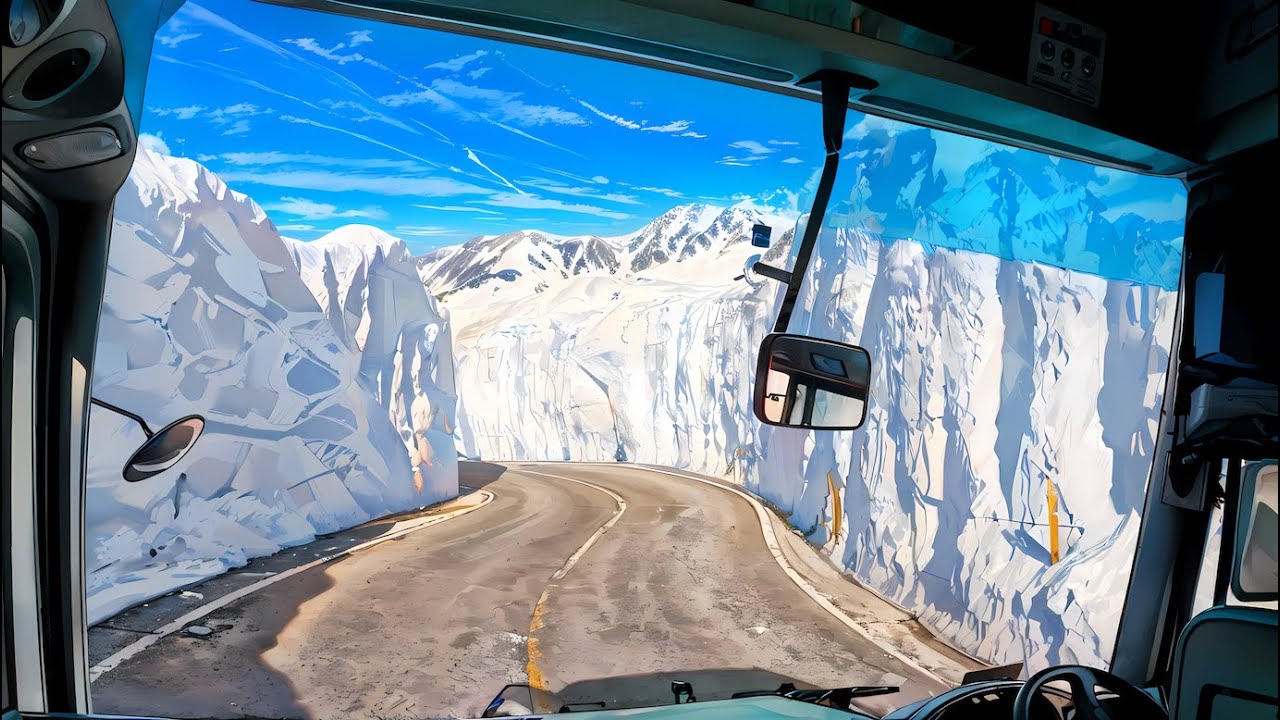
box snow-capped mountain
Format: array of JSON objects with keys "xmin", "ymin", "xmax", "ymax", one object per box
[
  {"xmin": 86, "ymin": 147, "xmax": 457, "ymax": 624},
  {"xmin": 424, "ymin": 229, "xmax": 621, "ymax": 297},
  {"xmin": 434, "ymin": 126, "xmax": 1184, "ymax": 673}
]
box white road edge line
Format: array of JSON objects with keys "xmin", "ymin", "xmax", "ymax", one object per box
[
  {"xmin": 89, "ymin": 489, "xmax": 495, "ymax": 683},
  {"xmin": 518, "ymin": 469, "xmax": 626, "ymax": 581},
  {"xmin": 597, "ymin": 463, "xmax": 955, "ymax": 689}
]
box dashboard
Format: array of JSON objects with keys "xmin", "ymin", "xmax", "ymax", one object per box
[{"xmin": 485, "ymin": 680, "xmax": 1080, "ymax": 719}]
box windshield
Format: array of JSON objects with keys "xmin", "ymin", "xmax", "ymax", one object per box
[{"xmin": 84, "ymin": 2, "xmax": 1186, "ymax": 718}]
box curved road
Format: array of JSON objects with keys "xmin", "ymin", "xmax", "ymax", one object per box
[{"xmin": 91, "ymin": 462, "xmax": 951, "ymax": 719}]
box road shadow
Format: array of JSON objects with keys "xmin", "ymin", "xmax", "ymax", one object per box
[
  {"xmin": 552, "ymin": 667, "xmax": 813, "ymax": 710},
  {"xmin": 459, "ymin": 460, "xmax": 509, "ymax": 490},
  {"xmin": 92, "ymin": 556, "xmax": 348, "ymax": 719}
]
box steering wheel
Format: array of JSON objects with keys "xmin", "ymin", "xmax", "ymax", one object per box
[{"xmin": 1013, "ymin": 665, "xmax": 1166, "ymax": 720}]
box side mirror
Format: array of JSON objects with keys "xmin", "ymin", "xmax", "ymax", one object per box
[
  {"xmin": 1232, "ymin": 461, "xmax": 1278, "ymax": 601},
  {"xmin": 753, "ymin": 333, "xmax": 871, "ymax": 430},
  {"xmin": 123, "ymin": 416, "xmax": 205, "ymax": 482},
  {"xmin": 92, "ymin": 398, "xmax": 205, "ymax": 482}
]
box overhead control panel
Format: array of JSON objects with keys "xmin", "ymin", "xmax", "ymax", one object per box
[{"xmin": 1027, "ymin": 3, "xmax": 1106, "ymax": 107}]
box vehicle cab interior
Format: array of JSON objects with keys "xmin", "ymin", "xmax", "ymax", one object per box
[{"xmin": 2, "ymin": 0, "xmax": 1276, "ymax": 718}]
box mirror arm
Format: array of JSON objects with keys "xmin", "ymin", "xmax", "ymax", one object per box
[
  {"xmin": 752, "ymin": 261, "xmax": 791, "ymax": 284},
  {"xmin": 90, "ymin": 396, "xmax": 154, "ymax": 437},
  {"xmin": 769, "ymin": 70, "xmax": 875, "ymax": 334}
]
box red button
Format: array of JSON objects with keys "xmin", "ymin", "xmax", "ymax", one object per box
[{"xmin": 1039, "ymin": 17, "xmax": 1055, "ymax": 36}]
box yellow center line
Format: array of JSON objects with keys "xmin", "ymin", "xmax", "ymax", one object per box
[{"xmin": 518, "ymin": 468, "xmax": 627, "ymax": 695}]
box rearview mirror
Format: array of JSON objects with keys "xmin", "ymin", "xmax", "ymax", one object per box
[
  {"xmin": 753, "ymin": 333, "xmax": 871, "ymax": 430},
  {"xmin": 123, "ymin": 415, "xmax": 205, "ymax": 482},
  {"xmin": 1232, "ymin": 461, "xmax": 1277, "ymax": 601}
]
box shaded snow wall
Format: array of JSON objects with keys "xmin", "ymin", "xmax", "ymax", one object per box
[
  {"xmin": 448, "ymin": 225, "xmax": 1175, "ymax": 670},
  {"xmin": 86, "ymin": 148, "xmax": 458, "ymax": 624}
]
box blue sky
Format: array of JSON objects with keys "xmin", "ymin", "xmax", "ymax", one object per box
[{"xmin": 138, "ymin": 0, "xmax": 1186, "ymax": 254}]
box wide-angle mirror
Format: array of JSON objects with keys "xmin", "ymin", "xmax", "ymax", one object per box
[
  {"xmin": 753, "ymin": 333, "xmax": 871, "ymax": 430},
  {"xmin": 1233, "ymin": 461, "xmax": 1278, "ymax": 600},
  {"xmin": 123, "ymin": 415, "xmax": 205, "ymax": 482}
]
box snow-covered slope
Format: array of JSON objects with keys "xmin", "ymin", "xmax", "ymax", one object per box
[
  {"xmin": 87, "ymin": 147, "xmax": 457, "ymax": 624},
  {"xmin": 435, "ymin": 128, "xmax": 1183, "ymax": 672},
  {"xmin": 423, "ymin": 229, "xmax": 621, "ymax": 299}
]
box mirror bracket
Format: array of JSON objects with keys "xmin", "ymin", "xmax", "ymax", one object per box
[
  {"xmin": 767, "ymin": 70, "xmax": 870, "ymax": 333},
  {"xmin": 751, "ymin": 261, "xmax": 791, "ymax": 284},
  {"xmin": 90, "ymin": 396, "xmax": 154, "ymax": 437}
]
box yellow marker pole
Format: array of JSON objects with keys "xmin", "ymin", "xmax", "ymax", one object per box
[
  {"xmin": 1047, "ymin": 480, "xmax": 1060, "ymax": 565},
  {"xmin": 826, "ymin": 471, "xmax": 842, "ymax": 542}
]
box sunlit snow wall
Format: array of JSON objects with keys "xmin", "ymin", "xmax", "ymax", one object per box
[
  {"xmin": 85, "ymin": 147, "xmax": 458, "ymax": 624},
  {"xmin": 447, "ymin": 120, "xmax": 1185, "ymax": 671}
]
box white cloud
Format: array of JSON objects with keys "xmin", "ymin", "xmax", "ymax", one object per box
[
  {"xmin": 768, "ymin": 139, "xmax": 799, "ymax": 146},
  {"xmin": 283, "ymin": 37, "xmax": 386, "ymax": 70},
  {"xmin": 633, "ymin": 186, "xmax": 684, "ymax": 198},
  {"xmin": 278, "ymin": 115, "xmax": 444, "ymax": 169},
  {"xmin": 138, "ymin": 133, "xmax": 170, "ymax": 155},
  {"xmin": 781, "ymin": 157, "xmax": 804, "ymax": 164},
  {"xmin": 320, "ymin": 99, "xmax": 418, "ymax": 134},
  {"xmin": 467, "ymin": 67, "xmax": 491, "ymax": 80},
  {"xmin": 592, "ymin": 176, "xmax": 609, "ymax": 184},
  {"xmin": 346, "ymin": 29, "xmax": 373, "ymax": 46},
  {"xmin": 465, "ymin": 148, "xmax": 523, "ymax": 194},
  {"xmin": 576, "ymin": 99, "xmax": 698, "ymax": 135},
  {"xmin": 179, "ymin": 2, "xmax": 373, "ymax": 98},
  {"xmin": 472, "ymin": 192, "xmax": 632, "ymax": 219},
  {"xmin": 152, "ymin": 105, "xmax": 205, "ymax": 120},
  {"xmin": 1101, "ymin": 193, "xmax": 1187, "ymax": 223},
  {"xmin": 221, "ymin": 119, "xmax": 251, "ymax": 136},
  {"xmin": 427, "ymin": 50, "xmax": 488, "ymax": 71},
  {"xmin": 196, "ymin": 153, "xmax": 217, "ymax": 162},
  {"xmin": 427, "ymin": 79, "xmax": 585, "ymax": 127},
  {"xmin": 276, "ymin": 223, "xmax": 316, "ymax": 232},
  {"xmin": 267, "ymin": 196, "xmax": 388, "ymax": 221},
  {"xmin": 431, "ymin": 78, "xmax": 515, "ymax": 102},
  {"xmin": 158, "ymin": 32, "xmax": 201, "ymax": 48},
  {"xmin": 642, "ymin": 119, "xmax": 694, "ymax": 133},
  {"xmin": 412, "ymin": 203, "xmax": 503, "ymax": 215},
  {"xmin": 207, "ymin": 103, "xmax": 270, "ymax": 125},
  {"xmin": 577, "ymin": 100, "xmax": 641, "ymax": 129},
  {"xmin": 377, "ymin": 86, "xmax": 468, "ymax": 114},
  {"xmin": 718, "ymin": 153, "xmax": 766, "ymax": 166},
  {"xmin": 219, "ymin": 151, "xmax": 422, "ymax": 171},
  {"xmin": 218, "ymin": 169, "xmax": 493, "ymax": 198},
  {"xmin": 496, "ymin": 100, "xmax": 586, "ymax": 127},
  {"xmin": 729, "ymin": 140, "xmax": 774, "ymax": 155},
  {"xmin": 523, "ymin": 178, "xmax": 641, "ymax": 205},
  {"xmin": 394, "ymin": 226, "xmax": 453, "ymax": 236}
]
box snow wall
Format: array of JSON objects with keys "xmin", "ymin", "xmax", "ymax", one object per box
[
  {"xmin": 85, "ymin": 147, "xmax": 458, "ymax": 624},
  {"xmin": 442, "ymin": 131, "xmax": 1183, "ymax": 671}
]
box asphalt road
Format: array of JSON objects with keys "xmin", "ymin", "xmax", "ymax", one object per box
[{"xmin": 90, "ymin": 462, "xmax": 956, "ymax": 719}]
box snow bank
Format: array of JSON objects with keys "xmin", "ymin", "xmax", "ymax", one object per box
[
  {"xmin": 86, "ymin": 147, "xmax": 457, "ymax": 624},
  {"xmin": 439, "ymin": 129, "xmax": 1183, "ymax": 671}
]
